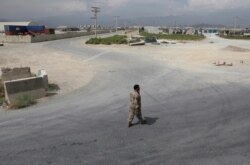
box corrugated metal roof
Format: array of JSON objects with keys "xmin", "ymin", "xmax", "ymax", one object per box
[
  {"xmin": 0, "ymin": 21, "xmax": 39, "ymax": 32},
  {"xmin": 0, "ymin": 21, "xmax": 39, "ymax": 26}
]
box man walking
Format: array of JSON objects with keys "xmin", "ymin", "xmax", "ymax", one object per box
[{"xmin": 128, "ymin": 84, "xmax": 146, "ymax": 127}]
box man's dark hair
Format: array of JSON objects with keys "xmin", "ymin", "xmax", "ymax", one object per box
[{"xmin": 134, "ymin": 84, "xmax": 140, "ymax": 90}]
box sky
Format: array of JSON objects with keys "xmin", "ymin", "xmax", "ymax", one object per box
[{"xmin": 1, "ymin": 0, "xmax": 250, "ymax": 27}]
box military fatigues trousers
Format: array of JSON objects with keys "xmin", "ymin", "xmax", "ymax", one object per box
[{"xmin": 128, "ymin": 108, "xmax": 144, "ymax": 124}]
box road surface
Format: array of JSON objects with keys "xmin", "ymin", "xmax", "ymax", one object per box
[{"xmin": 0, "ymin": 35, "xmax": 250, "ymax": 165}]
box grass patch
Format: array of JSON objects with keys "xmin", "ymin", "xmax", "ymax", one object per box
[
  {"xmin": 0, "ymin": 98, "xmax": 4, "ymax": 106},
  {"xmin": 220, "ymin": 35, "xmax": 250, "ymax": 40},
  {"xmin": 144, "ymin": 36, "xmax": 157, "ymax": 43},
  {"xmin": 46, "ymin": 83, "xmax": 60, "ymax": 97},
  {"xmin": 10, "ymin": 95, "xmax": 37, "ymax": 109},
  {"xmin": 140, "ymin": 32, "xmax": 205, "ymax": 41},
  {"xmin": 86, "ymin": 35, "xmax": 128, "ymax": 45},
  {"xmin": 48, "ymin": 83, "xmax": 60, "ymax": 91}
]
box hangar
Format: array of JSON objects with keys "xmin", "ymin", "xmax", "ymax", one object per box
[{"xmin": 0, "ymin": 21, "xmax": 39, "ymax": 33}]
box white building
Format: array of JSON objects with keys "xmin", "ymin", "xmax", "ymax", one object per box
[
  {"xmin": 144, "ymin": 26, "xmax": 163, "ymax": 34},
  {"xmin": 0, "ymin": 21, "xmax": 39, "ymax": 33},
  {"xmin": 185, "ymin": 27, "xmax": 195, "ymax": 35}
]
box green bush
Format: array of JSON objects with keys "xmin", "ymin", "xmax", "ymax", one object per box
[
  {"xmin": 86, "ymin": 35, "xmax": 128, "ymax": 45},
  {"xmin": 11, "ymin": 95, "xmax": 37, "ymax": 109},
  {"xmin": 48, "ymin": 83, "xmax": 60, "ymax": 91},
  {"xmin": 0, "ymin": 98, "xmax": 4, "ymax": 106},
  {"xmin": 220, "ymin": 35, "xmax": 250, "ymax": 40},
  {"xmin": 145, "ymin": 36, "xmax": 157, "ymax": 43},
  {"xmin": 140, "ymin": 32, "xmax": 205, "ymax": 41}
]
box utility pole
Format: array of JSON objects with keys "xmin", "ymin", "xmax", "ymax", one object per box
[
  {"xmin": 114, "ymin": 16, "xmax": 120, "ymax": 33},
  {"xmin": 234, "ymin": 16, "xmax": 240, "ymax": 36},
  {"xmin": 234, "ymin": 16, "xmax": 237, "ymax": 36},
  {"xmin": 91, "ymin": 7, "xmax": 100, "ymax": 38}
]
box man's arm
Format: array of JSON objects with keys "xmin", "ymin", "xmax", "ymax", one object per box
[{"xmin": 134, "ymin": 93, "xmax": 140, "ymax": 109}]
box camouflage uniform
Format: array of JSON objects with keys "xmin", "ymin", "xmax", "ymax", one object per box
[{"xmin": 128, "ymin": 90, "xmax": 144, "ymax": 124}]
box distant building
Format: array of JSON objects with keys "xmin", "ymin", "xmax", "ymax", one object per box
[
  {"xmin": 244, "ymin": 28, "xmax": 250, "ymax": 36},
  {"xmin": 220, "ymin": 28, "xmax": 243, "ymax": 36},
  {"xmin": 172, "ymin": 27, "xmax": 183, "ymax": 34},
  {"xmin": 162, "ymin": 27, "xmax": 184, "ymax": 34},
  {"xmin": 56, "ymin": 26, "xmax": 68, "ymax": 30},
  {"xmin": 144, "ymin": 26, "xmax": 163, "ymax": 34},
  {"xmin": 0, "ymin": 21, "xmax": 38, "ymax": 33},
  {"xmin": 201, "ymin": 28, "xmax": 219, "ymax": 34},
  {"xmin": 184, "ymin": 27, "xmax": 195, "ymax": 35}
]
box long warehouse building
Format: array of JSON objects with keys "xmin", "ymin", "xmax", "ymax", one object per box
[{"xmin": 0, "ymin": 21, "xmax": 39, "ymax": 33}]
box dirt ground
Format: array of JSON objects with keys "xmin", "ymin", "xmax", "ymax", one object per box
[
  {"xmin": 0, "ymin": 42, "xmax": 94, "ymax": 95},
  {"xmin": 88, "ymin": 35, "xmax": 250, "ymax": 73},
  {"xmin": 0, "ymin": 34, "xmax": 250, "ymax": 96}
]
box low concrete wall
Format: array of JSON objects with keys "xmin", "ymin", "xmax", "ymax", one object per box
[
  {"xmin": 0, "ymin": 30, "xmax": 111, "ymax": 43},
  {"xmin": 4, "ymin": 77, "xmax": 46, "ymax": 104},
  {"xmin": 0, "ymin": 35, "xmax": 31, "ymax": 43},
  {"xmin": 31, "ymin": 32, "xmax": 93, "ymax": 43}
]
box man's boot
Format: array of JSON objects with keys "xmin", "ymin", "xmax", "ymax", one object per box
[
  {"xmin": 141, "ymin": 120, "xmax": 146, "ymax": 125},
  {"xmin": 128, "ymin": 122, "xmax": 132, "ymax": 128}
]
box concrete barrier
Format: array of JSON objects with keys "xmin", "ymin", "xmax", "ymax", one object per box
[
  {"xmin": 31, "ymin": 32, "xmax": 93, "ymax": 42},
  {"xmin": 0, "ymin": 35, "xmax": 31, "ymax": 43},
  {"xmin": 0, "ymin": 30, "xmax": 111, "ymax": 43},
  {"xmin": 4, "ymin": 77, "xmax": 46, "ymax": 104},
  {"xmin": 38, "ymin": 69, "xmax": 49, "ymax": 90}
]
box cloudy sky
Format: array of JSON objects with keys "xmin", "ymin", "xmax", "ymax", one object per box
[{"xmin": 1, "ymin": 0, "xmax": 250, "ymax": 26}]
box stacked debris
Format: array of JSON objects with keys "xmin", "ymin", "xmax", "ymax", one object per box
[{"xmin": 213, "ymin": 61, "xmax": 233, "ymax": 66}]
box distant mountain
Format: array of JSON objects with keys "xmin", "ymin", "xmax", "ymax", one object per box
[
  {"xmin": 0, "ymin": 18, "xmax": 11, "ymax": 22},
  {"xmin": 35, "ymin": 12, "xmax": 249, "ymax": 28},
  {"xmin": 39, "ymin": 15, "xmax": 87, "ymax": 27},
  {"xmin": 38, "ymin": 14, "xmax": 111, "ymax": 28},
  {"xmin": 126, "ymin": 16, "xmax": 233, "ymax": 28},
  {"xmin": 36, "ymin": 14, "xmax": 219, "ymax": 27}
]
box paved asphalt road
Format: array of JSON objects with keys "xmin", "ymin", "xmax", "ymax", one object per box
[{"xmin": 0, "ymin": 35, "xmax": 250, "ymax": 165}]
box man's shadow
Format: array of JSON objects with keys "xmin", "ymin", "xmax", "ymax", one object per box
[
  {"xmin": 144, "ymin": 117, "xmax": 159, "ymax": 125},
  {"xmin": 134, "ymin": 117, "xmax": 159, "ymax": 126}
]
